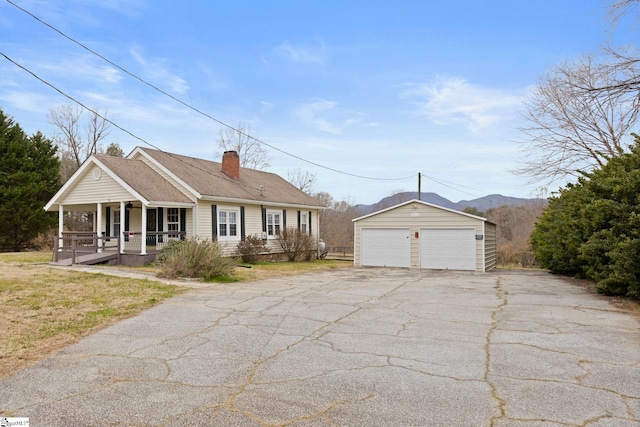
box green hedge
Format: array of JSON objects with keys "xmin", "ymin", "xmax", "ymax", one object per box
[{"xmin": 531, "ymin": 135, "xmax": 640, "ymax": 298}]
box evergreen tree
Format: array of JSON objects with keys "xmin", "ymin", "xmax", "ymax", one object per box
[
  {"xmin": 0, "ymin": 109, "xmax": 61, "ymax": 250},
  {"xmin": 531, "ymin": 134, "xmax": 640, "ymax": 298}
]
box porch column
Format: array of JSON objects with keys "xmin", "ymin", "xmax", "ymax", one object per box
[
  {"xmin": 141, "ymin": 204, "xmax": 147, "ymax": 255},
  {"xmin": 96, "ymin": 203, "xmax": 103, "ymax": 252},
  {"xmin": 58, "ymin": 205, "xmax": 64, "ymax": 251},
  {"xmin": 120, "ymin": 201, "xmax": 126, "ymax": 254},
  {"xmin": 192, "ymin": 205, "xmax": 197, "ymax": 240}
]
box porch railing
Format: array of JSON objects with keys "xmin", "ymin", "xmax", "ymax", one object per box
[
  {"xmin": 53, "ymin": 232, "xmax": 120, "ymax": 264},
  {"xmin": 121, "ymin": 231, "xmax": 186, "ymax": 253}
]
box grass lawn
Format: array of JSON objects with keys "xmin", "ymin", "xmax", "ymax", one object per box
[{"xmin": 0, "ymin": 251, "xmax": 352, "ymax": 379}]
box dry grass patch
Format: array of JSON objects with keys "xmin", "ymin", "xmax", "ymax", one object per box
[
  {"xmin": 0, "ymin": 252, "xmax": 351, "ymax": 379},
  {"xmin": 233, "ymin": 259, "xmax": 353, "ymax": 281},
  {"xmin": 0, "ymin": 260, "xmax": 184, "ymax": 379},
  {"xmin": 97, "ymin": 258, "xmax": 353, "ymax": 282}
]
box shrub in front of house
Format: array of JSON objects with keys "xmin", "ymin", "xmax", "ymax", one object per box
[
  {"xmin": 274, "ymin": 227, "xmax": 316, "ymax": 262},
  {"xmin": 236, "ymin": 235, "xmax": 268, "ymax": 264},
  {"xmin": 155, "ymin": 238, "xmax": 236, "ymax": 280}
]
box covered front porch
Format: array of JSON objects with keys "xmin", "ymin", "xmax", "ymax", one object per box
[{"xmin": 52, "ymin": 201, "xmax": 192, "ymax": 266}]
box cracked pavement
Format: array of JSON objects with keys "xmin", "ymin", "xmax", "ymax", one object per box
[{"xmin": 1, "ymin": 268, "xmax": 639, "ymax": 426}]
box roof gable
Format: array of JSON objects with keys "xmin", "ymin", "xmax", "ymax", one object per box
[
  {"xmin": 95, "ymin": 155, "xmax": 193, "ymax": 205},
  {"xmin": 353, "ymin": 199, "xmax": 489, "ymax": 222},
  {"xmin": 44, "ymin": 155, "xmax": 193, "ymax": 211}
]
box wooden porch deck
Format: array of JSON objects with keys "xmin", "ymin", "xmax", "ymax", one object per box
[
  {"xmin": 52, "ymin": 231, "xmax": 183, "ymax": 266},
  {"xmin": 52, "ymin": 250, "xmax": 120, "ymax": 266}
]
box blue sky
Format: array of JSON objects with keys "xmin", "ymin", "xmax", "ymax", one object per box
[{"xmin": 0, "ymin": 0, "xmax": 633, "ymax": 205}]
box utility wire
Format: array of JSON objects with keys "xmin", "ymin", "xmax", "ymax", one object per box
[
  {"xmin": 5, "ymin": 0, "xmax": 414, "ymax": 182},
  {"xmin": 0, "ymin": 51, "xmax": 272, "ymax": 194},
  {"xmin": 420, "ymin": 172, "xmax": 479, "ymax": 198}
]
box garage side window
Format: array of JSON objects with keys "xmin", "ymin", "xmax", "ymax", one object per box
[{"xmin": 267, "ymin": 211, "xmax": 281, "ymax": 236}]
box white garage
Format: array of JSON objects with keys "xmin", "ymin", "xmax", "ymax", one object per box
[
  {"xmin": 419, "ymin": 228, "xmax": 476, "ymax": 270},
  {"xmin": 353, "ymin": 199, "xmax": 496, "ymax": 272},
  {"xmin": 361, "ymin": 228, "xmax": 411, "ymax": 267}
]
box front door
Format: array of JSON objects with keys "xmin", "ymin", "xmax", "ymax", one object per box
[{"xmin": 146, "ymin": 208, "xmax": 157, "ymax": 246}]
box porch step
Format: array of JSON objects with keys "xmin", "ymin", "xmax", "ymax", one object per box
[{"xmin": 53, "ymin": 252, "xmax": 119, "ymax": 266}]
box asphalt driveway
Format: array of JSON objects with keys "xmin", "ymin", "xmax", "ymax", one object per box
[{"xmin": 1, "ymin": 268, "xmax": 639, "ymax": 426}]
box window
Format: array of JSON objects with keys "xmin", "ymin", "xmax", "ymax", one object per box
[
  {"xmin": 113, "ymin": 210, "xmax": 121, "ymax": 238},
  {"xmin": 267, "ymin": 211, "xmax": 281, "ymax": 236},
  {"xmin": 167, "ymin": 208, "xmax": 180, "ymax": 237},
  {"xmin": 219, "ymin": 208, "xmax": 239, "ymax": 239},
  {"xmin": 300, "ymin": 212, "xmax": 308, "ymax": 234}
]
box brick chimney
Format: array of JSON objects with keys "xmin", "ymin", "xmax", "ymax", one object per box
[{"xmin": 221, "ymin": 150, "xmax": 240, "ymax": 179}]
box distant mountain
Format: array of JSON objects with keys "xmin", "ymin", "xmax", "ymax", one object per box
[{"xmin": 355, "ymin": 192, "xmax": 546, "ymax": 215}]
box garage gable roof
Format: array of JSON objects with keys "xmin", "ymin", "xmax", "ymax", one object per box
[{"xmin": 352, "ymin": 199, "xmax": 490, "ymax": 222}]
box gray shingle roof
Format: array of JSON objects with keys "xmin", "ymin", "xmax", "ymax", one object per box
[
  {"xmin": 95, "ymin": 155, "xmax": 193, "ymax": 204},
  {"xmin": 134, "ymin": 147, "xmax": 324, "ymax": 207}
]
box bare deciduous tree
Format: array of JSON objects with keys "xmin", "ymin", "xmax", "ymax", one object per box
[
  {"xmin": 217, "ymin": 123, "xmax": 271, "ymax": 170},
  {"xmin": 49, "ymin": 104, "xmax": 111, "ymax": 182},
  {"xmin": 313, "ymin": 192, "xmax": 361, "ymax": 252},
  {"xmin": 608, "ymin": 0, "xmax": 640, "ymax": 31},
  {"xmin": 287, "ymin": 168, "xmax": 317, "ymax": 194},
  {"xmin": 517, "ymin": 55, "xmax": 640, "ymax": 186},
  {"xmin": 485, "ymin": 200, "xmax": 547, "ymax": 265},
  {"xmin": 49, "ymin": 104, "xmax": 111, "ymax": 166}
]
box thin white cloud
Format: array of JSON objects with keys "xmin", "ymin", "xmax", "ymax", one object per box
[
  {"xmin": 294, "ymin": 99, "xmax": 367, "ymax": 134},
  {"xmin": 0, "ymin": 90, "xmax": 59, "ymax": 113},
  {"xmin": 276, "ymin": 40, "xmax": 327, "ymax": 64},
  {"xmin": 260, "ymin": 101, "xmax": 275, "ymax": 112},
  {"xmin": 129, "ymin": 48, "xmax": 188, "ymax": 94},
  {"xmin": 88, "ymin": 0, "xmax": 146, "ymax": 18},
  {"xmin": 401, "ymin": 77, "xmax": 524, "ymax": 132},
  {"xmin": 26, "ymin": 53, "xmax": 124, "ymax": 85}
]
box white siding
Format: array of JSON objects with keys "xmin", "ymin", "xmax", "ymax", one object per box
[
  {"xmin": 484, "ymin": 222, "xmax": 497, "ymax": 271},
  {"xmin": 62, "ymin": 168, "xmax": 134, "ymax": 205},
  {"xmin": 195, "ymin": 202, "xmax": 320, "ymax": 257}
]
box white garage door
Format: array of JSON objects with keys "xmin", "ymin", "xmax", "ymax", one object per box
[
  {"xmin": 420, "ymin": 228, "xmax": 476, "ymax": 271},
  {"xmin": 361, "ymin": 228, "xmax": 411, "ymax": 268}
]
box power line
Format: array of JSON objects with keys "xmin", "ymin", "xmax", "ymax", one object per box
[
  {"xmin": 6, "ymin": 0, "xmax": 486, "ymax": 195},
  {"xmin": 4, "ymin": 0, "xmax": 414, "ymax": 182},
  {"xmin": 0, "ymin": 51, "xmax": 270, "ymax": 194},
  {"xmin": 420, "ymin": 172, "xmax": 479, "ymax": 197}
]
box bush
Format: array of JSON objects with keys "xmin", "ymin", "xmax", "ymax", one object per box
[
  {"xmin": 236, "ymin": 235, "xmax": 268, "ymax": 263},
  {"xmin": 531, "ymin": 134, "xmax": 640, "ymax": 298},
  {"xmin": 155, "ymin": 238, "xmax": 237, "ymax": 280},
  {"xmin": 274, "ymin": 227, "xmax": 316, "ymax": 262}
]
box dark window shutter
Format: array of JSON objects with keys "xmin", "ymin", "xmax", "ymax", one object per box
[
  {"xmin": 282, "ymin": 210, "xmax": 286, "ymax": 229},
  {"xmin": 297, "ymin": 210, "xmax": 301, "ymax": 231},
  {"xmin": 180, "ymin": 208, "xmax": 186, "ymax": 240},
  {"xmin": 105, "ymin": 207, "xmax": 111, "ymax": 240},
  {"xmin": 309, "ymin": 211, "xmax": 312, "ymax": 235},
  {"xmin": 211, "ymin": 205, "xmax": 217, "ymax": 241},
  {"xmin": 157, "ymin": 207, "xmax": 164, "ymax": 243},
  {"xmin": 261, "ymin": 206, "xmax": 267, "ymax": 233},
  {"xmin": 240, "ymin": 206, "xmax": 245, "ymax": 240},
  {"xmin": 124, "ymin": 208, "xmax": 130, "ymax": 242}
]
